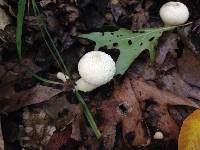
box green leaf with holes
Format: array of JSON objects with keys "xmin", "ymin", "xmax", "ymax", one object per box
[{"xmin": 79, "ymin": 26, "xmax": 175, "ymax": 75}]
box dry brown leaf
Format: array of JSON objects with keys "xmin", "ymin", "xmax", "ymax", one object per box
[
  {"xmin": 110, "ymin": 0, "xmax": 125, "ymax": 22},
  {"xmin": 131, "ymin": 7, "xmax": 149, "ymax": 30},
  {"xmin": 82, "ymin": 73, "xmax": 199, "ymax": 149},
  {"xmin": 0, "ymin": 58, "xmax": 41, "ymax": 86},
  {"xmin": 98, "ymin": 77, "xmax": 150, "ymax": 149},
  {"xmin": 43, "ymin": 95, "xmax": 82, "ymax": 141},
  {"xmin": 45, "ymin": 126, "xmax": 80, "ymax": 150},
  {"xmin": 16, "ymin": 95, "xmax": 82, "ymax": 149},
  {"xmin": 0, "ymin": 85, "xmax": 63, "ymax": 112},
  {"xmin": 156, "ymin": 32, "xmax": 178, "ymax": 66},
  {"xmin": 130, "ymin": 78, "xmax": 198, "ymax": 107},
  {"xmin": 0, "ymin": 117, "xmax": 4, "ymax": 150},
  {"xmin": 178, "ymin": 109, "xmax": 200, "ymax": 150},
  {"xmin": 40, "ymin": 0, "xmax": 56, "ymax": 7},
  {"xmin": 128, "ymin": 75, "xmax": 198, "ymax": 139},
  {"xmin": 178, "ymin": 47, "xmax": 200, "ymax": 87},
  {"xmin": 159, "ymin": 71, "xmax": 200, "ymax": 100}
]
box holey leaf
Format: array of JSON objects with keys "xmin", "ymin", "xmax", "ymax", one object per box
[
  {"xmin": 178, "ymin": 109, "xmax": 200, "ymax": 150},
  {"xmin": 79, "ymin": 26, "xmax": 175, "ymax": 75}
]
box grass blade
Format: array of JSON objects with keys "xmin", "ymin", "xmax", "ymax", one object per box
[
  {"xmin": 31, "ymin": 73, "xmax": 63, "ymax": 85},
  {"xmin": 16, "ymin": 0, "xmax": 26, "ymax": 60},
  {"xmin": 75, "ymin": 91, "xmax": 102, "ymax": 139},
  {"xmin": 43, "ymin": 25, "xmax": 70, "ymax": 76}
]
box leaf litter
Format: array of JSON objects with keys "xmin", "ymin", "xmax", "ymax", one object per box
[{"xmin": 1, "ymin": 0, "xmax": 200, "ymax": 149}]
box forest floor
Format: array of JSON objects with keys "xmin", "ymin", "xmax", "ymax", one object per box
[{"xmin": 0, "ymin": 0, "xmax": 200, "ymax": 149}]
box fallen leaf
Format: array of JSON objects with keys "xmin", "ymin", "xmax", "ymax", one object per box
[
  {"xmin": 16, "ymin": 95, "xmax": 82, "ymax": 149},
  {"xmin": 178, "ymin": 109, "xmax": 200, "ymax": 150},
  {"xmin": 45, "ymin": 125, "xmax": 80, "ymax": 150},
  {"xmin": 0, "ymin": 58, "xmax": 41, "ymax": 86},
  {"xmin": 45, "ymin": 126, "xmax": 72, "ymax": 150},
  {"xmin": 19, "ymin": 107, "xmax": 56, "ymax": 148},
  {"xmin": 0, "ymin": 0, "xmax": 7, "ymax": 6},
  {"xmin": 159, "ymin": 71, "xmax": 200, "ymax": 101},
  {"xmin": 0, "ymin": 84, "xmax": 63, "ymax": 112},
  {"xmin": 79, "ymin": 26, "xmax": 175, "ymax": 75},
  {"xmin": 39, "ymin": 0, "xmax": 56, "ymax": 7},
  {"xmin": 43, "ymin": 95, "xmax": 82, "ymax": 141},
  {"xmin": 0, "ymin": 117, "xmax": 4, "ymax": 150},
  {"xmin": 110, "ymin": 0, "xmax": 125, "ymax": 22},
  {"xmin": 130, "ymin": 78, "xmax": 198, "ymax": 108},
  {"xmin": 128, "ymin": 74, "xmax": 198, "ymax": 139},
  {"xmin": 131, "ymin": 7, "xmax": 149, "ymax": 30},
  {"xmin": 190, "ymin": 19, "xmax": 200, "ymax": 53},
  {"xmin": 156, "ymin": 32, "xmax": 178, "ymax": 66},
  {"xmin": 0, "ymin": 7, "xmax": 11, "ymax": 30},
  {"xmin": 178, "ymin": 47, "xmax": 200, "ymax": 87},
  {"xmin": 97, "ymin": 77, "xmax": 150, "ymax": 148}
]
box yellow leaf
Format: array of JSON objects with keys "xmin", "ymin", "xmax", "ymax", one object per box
[{"xmin": 178, "ymin": 109, "xmax": 200, "ymax": 150}]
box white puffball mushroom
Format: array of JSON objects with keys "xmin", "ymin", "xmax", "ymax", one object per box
[
  {"xmin": 153, "ymin": 131, "xmax": 164, "ymax": 140},
  {"xmin": 76, "ymin": 51, "xmax": 116, "ymax": 92},
  {"xmin": 56, "ymin": 72, "xmax": 69, "ymax": 82},
  {"xmin": 159, "ymin": 2, "xmax": 189, "ymax": 26},
  {"xmin": 0, "ymin": 7, "xmax": 10, "ymax": 30}
]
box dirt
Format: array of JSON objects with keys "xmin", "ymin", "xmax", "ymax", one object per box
[{"xmin": 0, "ymin": 0, "xmax": 200, "ymax": 150}]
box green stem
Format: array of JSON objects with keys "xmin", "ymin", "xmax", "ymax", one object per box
[
  {"xmin": 75, "ymin": 91, "xmax": 101, "ymax": 139},
  {"xmin": 31, "ymin": 72, "xmax": 63, "ymax": 85}
]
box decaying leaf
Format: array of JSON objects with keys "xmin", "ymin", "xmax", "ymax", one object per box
[
  {"xmin": 81, "ymin": 72, "xmax": 198, "ymax": 149},
  {"xmin": 129, "ymin": 77, "xmax": 198, "ymax": 139},
  {"xmin": 0, "ymin": 118, "xmax": 4, "ymax": 150},
  {"xmin": 97, "ymin": 77, "xmax": 150, "ymax": 149},
  {"xmin": 40, "ymin": 0, "xmax": 56, "ymax": 7},
  {"xmin": 0, "ymin": 58, "xmax": 41, "ymax": 86},
  {"xmin": 156, "ymin": 32, "xmax": 178, "ymax": 66},
  {"xmin": 159, "ymin": 71, "xmax": 200, "ymax": 101},
  {"xmin": 19, "ymin": 107, "xmax": 56, "ymax": 148},
  {"xmin": 0, "ymin": 58, "xmax": 63, "ymax": 112},
  {"xmin": 0, "ymin": 7, "xmax": 10, "ymax": 30},
  {"xmin": 79, "ymin": 26, "xmax": 175, "ymax": 75},
  {"xmin": 178, "ymin": 109, "xmax": 200, "ymax": 150},
  {"xmin": 131, "ymin": 7, "xmax": 149, "ymax": 30},
  {"xmin": 178, "ymin": 47, "xmax": 200, "ymax": 88},
  {"xmin": 0, "ymin": 85, "xmax": 63, "ymax": 112},
  {"xmin": 16, "ymin": 95, "xmax": 82, "ymax": 149},
  {"xmin": 45, "ymin": 125, "xmax": 80, "ymax": 150}
]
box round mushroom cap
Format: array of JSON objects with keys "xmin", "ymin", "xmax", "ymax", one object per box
[
  {"xmin": 159, "ymin": 2, "xmax": 189, "ymax": 26},
  {"xmin": 78, "ymin": 51, "xmax": 116, "ymax": 86}
]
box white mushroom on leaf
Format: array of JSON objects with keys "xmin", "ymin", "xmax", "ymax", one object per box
[
  {"xmin": 159, "ymin": 2, "xmax": 189, "ymax": 26},
  {"xmin": 75, "ymin": 51, "xmax": 116, "ymax": 92}
]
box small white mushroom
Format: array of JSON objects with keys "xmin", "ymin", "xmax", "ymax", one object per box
[
  {"xmin": 56, "ymin": 72, "xmax": 69, "ymax": 82},
  {"xmin": 75, "ymin": 51, "xmax": 116, "ymax": 92},
  {"xmin": 153, "ymin": 131, "xmax": 164, "ymax": 140},
  {"xmin": 159, "ymin": 2, "xmax": 189, "ymax": 26},
  {"xmin": 0, "ymin": 7, "xmax": 10, "ymax": 30}
]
